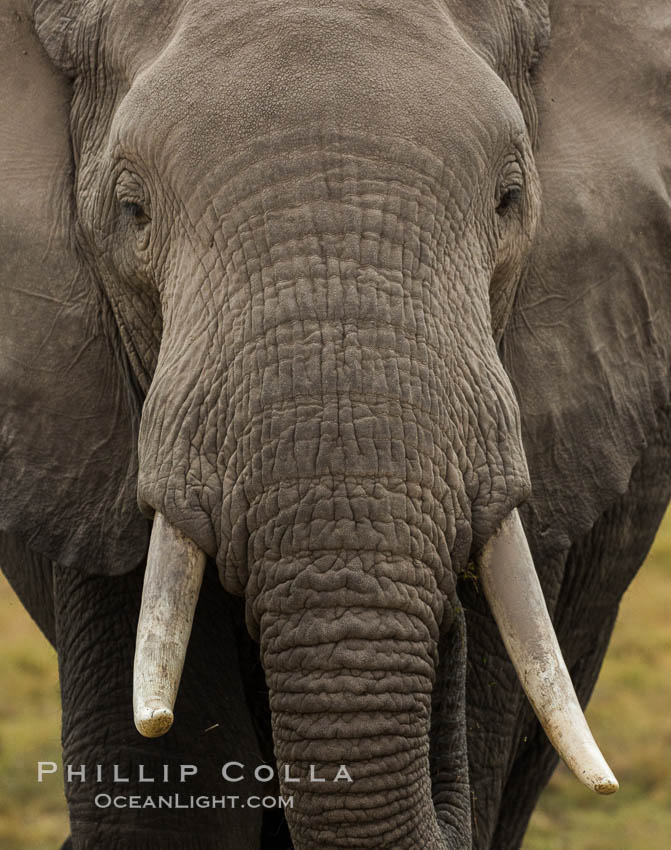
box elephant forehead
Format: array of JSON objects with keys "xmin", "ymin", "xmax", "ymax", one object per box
[{"xmin": 111, "ymin": 0, "xmax": 525, "ymax": 175}]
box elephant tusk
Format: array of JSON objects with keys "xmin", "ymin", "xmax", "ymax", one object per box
[
  {"xmin": 476, "ymin": 509, "xmax": 618, "ymax": 795},
  {"xmin": 133, "ymin": 512, "xmax": 206, "ymax": 738}
]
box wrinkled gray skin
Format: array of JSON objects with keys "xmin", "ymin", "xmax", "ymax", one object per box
[{"xmin": 1, "ymin": 0, "xmax": 669, "ymax": 848}]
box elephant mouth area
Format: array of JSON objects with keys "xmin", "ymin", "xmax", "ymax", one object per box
[{"xmin": 138, "ymin": 456, "xmax": 529, "ymax": 608}]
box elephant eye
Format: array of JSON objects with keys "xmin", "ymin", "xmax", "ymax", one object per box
[
  {"xmin": 119, "ymin": 197, "xmax": 151, "ymax": 226},
  {"xmin": 119, "ymin": 198, "xmax": 151, "ymax": 252},
  {"xmin": 115, "ymin": 170, "xmax": 152, "ymax": 241},
  {"xmin": 496, "ymin": 185, "xmax": 522, "ymax": 216},
  {"xmin": 117, "ymin": 187, "xmax": 152, "ymax": 253},
  {"xmin": 121, "ymin": 199, "xmax": 145, "ymax": 219}
]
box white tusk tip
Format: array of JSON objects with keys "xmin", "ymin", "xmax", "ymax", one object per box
[
  {"xmin": 592, "ymin": 775, "xmax": 619, "ymax": 795},
  {"xmin": 134, "ymin": 703, "xmax": 174, "ymax": 738}
]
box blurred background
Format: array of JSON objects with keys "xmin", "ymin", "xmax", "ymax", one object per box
[{"xmin": 1, "ymin": 508, "xmax": 670, "ymax": 850}]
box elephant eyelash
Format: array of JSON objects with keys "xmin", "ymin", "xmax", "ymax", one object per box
[
  {"xmin": 119, "ymin": 198, "xmax": 149, "ymax": 219},
  {"xmin": 120, "ymin": 199, "xmax": 141, "ymax": 217}
]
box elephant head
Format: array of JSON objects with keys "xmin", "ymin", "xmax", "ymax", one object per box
[{"xmin": 2, "ymin": 0, "xmax": 669, "ymax": 847}]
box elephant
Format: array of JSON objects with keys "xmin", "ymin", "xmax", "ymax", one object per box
[{"xmin": 1, "ymin": 0, "xmax": 669, "ymax": 847}]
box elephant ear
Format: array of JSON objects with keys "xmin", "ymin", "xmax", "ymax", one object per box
[
  {"xmin": 502, "ymin": 0, "xmax": 671, "ymax": 559},
  {"xmin": 0, "ymin": 6, "xmax": 149, "ymax": 574}
]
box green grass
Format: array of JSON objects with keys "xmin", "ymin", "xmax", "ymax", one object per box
[{"xmin": 1, "ymin": 508, "xmax": 670, "ymax": 849}]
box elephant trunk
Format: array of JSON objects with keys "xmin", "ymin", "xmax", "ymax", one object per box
[{"xmin": 252, "ymin": 548, "xmax": 468, "ymax": 850}]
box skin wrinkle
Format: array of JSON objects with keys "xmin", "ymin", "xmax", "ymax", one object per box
[
  {"xmin": 140, "ymin": 156, "xmax": 532, "ymax": 560},
  {"xmin": 160, "ymin": 131, "xmax": 495, "ymax": 226}
]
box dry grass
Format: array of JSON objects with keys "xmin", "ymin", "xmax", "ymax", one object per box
[
  {"xmin": 1, "ymin": 507, "xmax": 670, "ymax": 849},
  {"xmin": 0, "ymin": 578, "xmax": 65, "ymax": 849}
]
